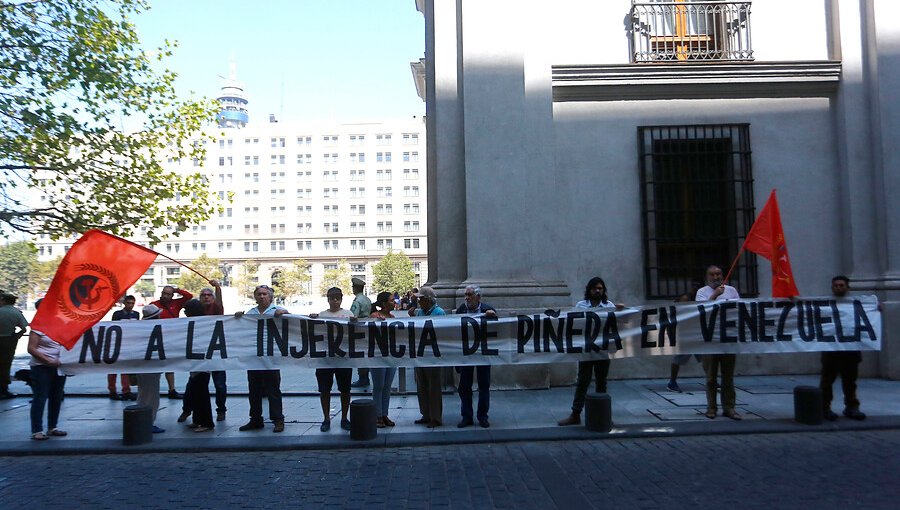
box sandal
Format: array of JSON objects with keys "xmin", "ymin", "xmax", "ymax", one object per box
[
  {"xmin": 705, "ymin": 409, "xmax": 717, "ymax": 419},
  {"xmin": 31, "ymin": 432, "xmax": 49, "ymax": 440},
  {"xmin": 48, "ymin": 428, "xmax": 68, "ymax": 437},
  {"xmin": 382, "ymin": 416, "xmax": 395, "ymax": 427}
]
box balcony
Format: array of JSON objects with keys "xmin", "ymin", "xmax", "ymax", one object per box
[{"xmin": 630, "ymin": 1, "xmax": 753, "ymax": 63}]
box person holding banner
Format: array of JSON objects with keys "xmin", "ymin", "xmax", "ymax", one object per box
[
  {"xmin": 350, "ymin": 277, "xmax": 372, "ymax": 389},
  {"xmin": 234, "ymin": 285, "xmax": 287, "ymax": 433},
  {"xmin": 150, "ymin": 285, "xmax": 192, "ymax": 400},
  {"xmin": 369, "ymin": 291, "xmax": 398, "ymax": 428},
  {"xmin": 820, "ymin": 276, "xmax": 866, "ymax": 421},
  {"xmin": 309, "ymin": 287, "xmax": 355, "ymax": 432},
  {"xmin": 696, "ymin": 265, "xmax": 742, "ymax": 420},
  {"xmin": 413, "ymin": 286, "xmax": 445, "ymax": 428},
  {"xmin": 108, "ymin": 295, "xmax": 139, "ymax": 401},
  {"xmin": 26, "ymin": 299, "xmax": 67, "ymax": 440},
  {"xmin": 558, "ymin": 277, "xmax": 623, "ymax": 426},
  {"xmin": 455, "ymin": 285, "xmax": 497, "ymax": 429},
  {"xmin": 135, "ymin": 303, "xmax": 166, "ymax": 433}
]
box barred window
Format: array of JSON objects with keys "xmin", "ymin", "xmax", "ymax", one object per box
[{"xmin": 639, "ymin": 124, "xmax": 757, "ymax": 299}]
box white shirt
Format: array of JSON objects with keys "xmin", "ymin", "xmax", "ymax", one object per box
[
  {"xmin": 695, "ymin": 285, "xmax": 740, "ymax": 301},
  {"xmin": 575, "ymin": 299, "xmax": 617, "ymax": 309},
  {"xmin": 317, "ymin": 308, "xmax": 354, "ymax": 319},
  {"xmin": 246, "ymin": 303, "xmax": 286, "ymax": 315}
]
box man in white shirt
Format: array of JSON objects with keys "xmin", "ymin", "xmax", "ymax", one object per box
[
  {"xmin": 696, "ymin": 265, "xmax": 742, "ymax": 420},
  {"xmin": 234, "ymin": 285, "xmax": 288, "ymax": 433}
]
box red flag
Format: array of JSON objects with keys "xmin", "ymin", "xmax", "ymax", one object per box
[
  {"xmin": 742, "ymin": 190, "xmax": 800, "ymax": 298},
  {"xmin": 30, "ymin": 230, "xmax": 158, "ymax": 350}
]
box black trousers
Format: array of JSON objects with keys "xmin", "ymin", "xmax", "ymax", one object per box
[
  {"xmin": 820, "ymin": 351, "xmax": 861, "ymax": 411},
  {"xmin": 247, "ymin": 370, "xmax": 283, "ymax": 422}
]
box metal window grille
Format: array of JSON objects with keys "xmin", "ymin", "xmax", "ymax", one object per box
[
  {"xmin": 630, "ymin": 1, "xmax": 753, "ymax": 62},
  {"xmin": 638, "ymin": 124, "xmax": 758, "ymax": 299}
]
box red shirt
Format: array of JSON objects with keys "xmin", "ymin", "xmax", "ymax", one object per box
[{"xmin": 150, "ymin": 290, "xmax": 193, "ymax": 319}]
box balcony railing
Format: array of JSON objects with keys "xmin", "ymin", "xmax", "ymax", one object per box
[{"xmin": 630, "ymin": 1, "xmax": 753, "ymax": 63}]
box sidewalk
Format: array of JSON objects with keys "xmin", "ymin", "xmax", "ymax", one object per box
[{"xmin": 3, "ymin": 367, "xmax": 900, "ymax": 456}]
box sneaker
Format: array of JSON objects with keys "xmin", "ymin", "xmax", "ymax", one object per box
[
  {"xmin": 273, "ymin": 421, "xmax": 285, "ymax": 433},
  {"xmin": 31, "ymin": 431, "xmax": 48, "ymax": 440},
  {"xmin": 340, "ymin": 418, "xmax": 351, "ymax": 431},
  {"xmin": 177, "ymin": 411, "xmax": 191, "ymax": 423},
  {"xmin": 167, "ymin": 389, "xmax": 182, "ymax": 399},
  {"xmin": 667, "ymin": 381, "xmax": 682, "ymax": 393},
  {"xmin": 216, "ymin": 412, "xmax": 226, "ymax": 422},
  {"xmin": 843, "ymin": 407, "xmax": 867, "ymax": 421},
  {"xmin": 48, "ymin": 428, "xmax": 67, "ymax": 437},
  {"xmin": 557, "ymin": 413, "xmax": 580, "ymax": 426},
  {"xmin": 239, "ymin": 421, "xmax": 264, "ymax": 431},
  {"xmin": 320, "ymin": 419, "xmax": 331, "ymax": 432},
  {"xmin": 457, "ymin": 418, "xmax": 474, "ymax": 428},
  {"xmin": 108, "ymin": 392, "xmax": 123, "ymax": 401},
  {"xmin": 350, "ymin": 379, "xmax": 370, "ymax": 388},
  {"xmin": 825, "ymin": 409, "xmax": 839, "ymax": 421},
  {"xmin": 152, "ymin": 425, "xmax": 166, "ymax": 434}
]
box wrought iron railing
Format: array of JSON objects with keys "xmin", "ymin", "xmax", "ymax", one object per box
[{"xmin": 630, "ymin": 1, "xmax": 753, "ymax": 63}]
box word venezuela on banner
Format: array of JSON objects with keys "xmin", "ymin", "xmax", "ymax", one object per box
[
  {"xmin": 31, "ymin": 230, "xmax": 159, "ymax": 350},
  {"xmin": 59, "ymin": 296, "xmax": 881, "ymax": 374}
]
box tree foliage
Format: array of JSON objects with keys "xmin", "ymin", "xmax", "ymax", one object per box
[
  {"xmin": 32, "ymin": 254, "xmax": 62, "ymax": 294},
  {"xmin": 0, "ymin": 0, "xmax": 221, "ymax": 241},
  {"xmin": 372, "ymin": 250, "xmax": 416, "ymax": 295},
  {"xmin": 173, "ymin": 253, "xmax": 222, "ymax": 294},
  {"xmin": 233, "ymin": 259, "xmax": 259, "ymax": 299},
  {"xmin": 272, "ymin": 259, "xmax": 311, "ymax": 302},
  {"xmin": 0, "ymin": 241, "xmax": 37, "ymax": 298},
  {"xmin": 319, "ymin": 259, "xmax": 350, "ymax": 297},
  {"xmin": 131, "ymin": 279, "xmax": 156, "ymax": 298}
]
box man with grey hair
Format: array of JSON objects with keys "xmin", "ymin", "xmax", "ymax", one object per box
[
  {"xmin": 454, "ymin": 285, "xmax": 497, "ymax": 428},
  {"xmin": 0, "ymin": 291, "xmax": 28, "ymax": 399}
]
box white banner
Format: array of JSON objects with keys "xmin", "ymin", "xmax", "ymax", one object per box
[{"xmin": 59, "ymin": 296, "xmax": 881, "ymax": 374}]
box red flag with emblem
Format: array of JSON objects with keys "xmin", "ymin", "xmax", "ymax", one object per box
[
  {"xmin": 741, "ymin": 190, "xmax": 800, "ymax": 298},
  {"xmin": 30, "ymin": 230, "xmax": 159, "ymax": 350}
]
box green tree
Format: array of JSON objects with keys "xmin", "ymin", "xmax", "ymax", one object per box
[
  {"xmin": 272, "ymin": 259, "xmax": 311, "ymax": 303},
  {"xmin": 319, "ymin": 259, "xmax": 351, "ymax": 297},
  {"xmin": 233, "ymin": 259, "xmax": 259, "ymax": 299},
  {"xmin": 0, "ymin": 241, "xmax": 37, "ymax": 298},
  {"xmin": 132, "ymin": 279, "xmax": 156, "ymax": 298},
  {"xmin": 371, "ymin": 250, "xmax": 416, "ymax": 295},
  {"xmin": 174, "ymin": 253, "xmax": 222, "ymax": 294},
  {"xmin": 0, "ymin": 0, "xmax": 221, "ymax": 242}
]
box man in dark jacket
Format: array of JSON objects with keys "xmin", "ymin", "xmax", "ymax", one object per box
[{"xmin": 454, "ymin": 285, "xmax": 497, "ymax": 428}]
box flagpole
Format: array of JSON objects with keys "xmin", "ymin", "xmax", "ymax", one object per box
[
  {"xmin": 154, "ymin": 252, "xmax": 212, "ymax": 282},
  {"xmin": 723, "ymin": 246, "xmax": 746, "ymax": 285}
]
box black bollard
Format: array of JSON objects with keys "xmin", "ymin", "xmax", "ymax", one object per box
[
  {"xmin": 123, "ymin": 405, "xmax": 153, "ymax": 445},
  {"xmin": 794, "ymin": 386, "xmax": 824, "ymax": 425},
  {"xmin": 584, "ymin": 393, "xmax": 612, "ymax": 433},
  {"xmin": 349, "ymin": 398, "xmax": 377, "ymax": 440}
]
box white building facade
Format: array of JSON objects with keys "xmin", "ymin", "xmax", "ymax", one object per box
[{"xmin": 417, "ymin": 0, "xmax": 900, "ymax": 379}]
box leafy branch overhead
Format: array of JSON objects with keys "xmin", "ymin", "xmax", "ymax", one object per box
[{"xmin": 0, "ymin": 0, "xmax": 221, "ymax": 241}]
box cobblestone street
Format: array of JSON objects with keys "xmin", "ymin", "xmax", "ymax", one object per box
[{"xmin": 2, "ymin": 429, "xmax": 897, "ymax": 509}]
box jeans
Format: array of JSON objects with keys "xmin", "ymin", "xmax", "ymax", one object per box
[
  {"xmin": 571, "ymin": 360, "xmax": 610, "ymax": 413},
  {"xmin": 211, "ymin": 370, "xmax": 227, "ymax": 414},
  {"xmin": 30, "ymin": 365, "xmax": 66, "ymax": 434},
  {"xmin": 247, "ymin": 370, "xmax": 283, "ymax": 422},
  {"xmin": 370, "ymin": 367, "xmax": 397, "ymax": 417},
  {"xmin": 457, "ymin": 365, "xmax": 491, "ymax": 421}
]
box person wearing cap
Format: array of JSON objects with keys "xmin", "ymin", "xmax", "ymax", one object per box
[
  {"xmin": 412, "ymin": 286, "xmax": 446, "ymax": 428},
  {"xmin": 134, "ymin": 303, "xmax": 166, "ymax": 433},
  {"xmin": 454, "ymin": 285, "xmax": 497, "ymax": 429},
  {"xmin": 0, "ymin": 291, "xmax": 28, "ymax": 400},
  {"xmin": 349, "ymin": 277, "xmax": 372, "ymax": 388},
  {"xmin": 26, "ymin": 298, "xmax": 68, "ymax": 440},
  {"xmin": 234, "ymin": 285, "xmax": 288, "ymax": 433},
  {"xmin": 150, "ymin": 285, "xmax": 193, "ymax": 400}
]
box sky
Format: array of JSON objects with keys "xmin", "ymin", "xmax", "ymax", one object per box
[{"xmin": 134, "ymin": 0, "xmax": 425, "ymax": 123}]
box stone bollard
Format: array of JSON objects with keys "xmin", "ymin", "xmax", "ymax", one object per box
[
  {"xmin": 123, "ymin": 405, "xmax": 153, "ymax": 445},
  {"xmin": 793, "ymin": 385, "xmax": 824, "ymax": 425},
  {"xmin": 584, "ymin": 393, "xmax": 612, "ymax": 433},
  {"xmin": 349, "ymin": 398, "xmax": 377, "ymax": 440}
]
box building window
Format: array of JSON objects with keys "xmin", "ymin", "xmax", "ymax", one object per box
[
  {"xmin": 630, "ymin": 0, "xmax": 753, "ymax": 63},
  {"xmin": 376, "ymin": 134, "xmax": 392, "ymax": 146},
  {"xmin": 638, "ymin": 123, "xmax": 757, "ymax": 299}
]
